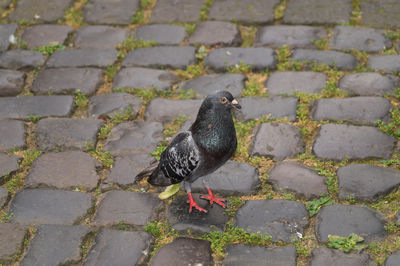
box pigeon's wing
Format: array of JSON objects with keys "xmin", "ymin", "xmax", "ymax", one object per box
[{"xmin": 159, "ymin": 131, "xmax": 200, "ymax": 184}]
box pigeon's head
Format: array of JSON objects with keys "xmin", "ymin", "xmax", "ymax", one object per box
[{"xmin": 207, "ymin": 90, "xmax": 241, "ymax": 110}]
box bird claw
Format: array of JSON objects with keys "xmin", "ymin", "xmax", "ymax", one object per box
[
  {"xmin": 187, "ymin": 192, "xmax": 207, "ymax": 213},
  {"xmin": 200, "ymin": 189, "xmax": 226, "ymax": 208}
]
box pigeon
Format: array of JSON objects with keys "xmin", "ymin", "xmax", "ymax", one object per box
[{"xmin": 136, "ymin": 90, "xmax": 241, "ymax": 212}]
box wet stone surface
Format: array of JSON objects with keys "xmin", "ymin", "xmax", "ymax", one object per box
[
  {"xmin": 151, "ymin": 0, "xmax": 205, "ymax": 23},
  {"xmin": 337, "ymin": 164, "xmax": 400, "ymax": 202},
  {"xmin": 266, "ymin": 71, "xmax": 326, "ymax": 95},
  {"xmin": 9, "ymin": 189, "xmax": 93, "ymax": 226},
  {"xmin": 188, "ymin": 21, "xmax": 241, "ymax": 47},
  {"xmin": 75, "ymin": 25, "xmax": 129, "ymax": 49},
  {"xmin": 313, "ymin": 124, "xmax": 396, "ymax": 160},
  {"xmin": 291, "ymin": 49, "xmax": 358, "ymax": 70},
  {"xmin": 0, "ymin": 153, "xmax": 21, "ymax": 181},
  {"xmin": 84, "ymin": 229, "xmax": 152, "ymax": 266},
  {"xmin": 103, "ymin": 121, "xmax": 163, "ymax": 156},
  {"xmin": 0, "ymin": 50, "xmax": 45, "ymax": 70},
  {"xmin": 83, "ymin": 0, "xmax": 139, "ymax": 25},
  {"xmin": 107, "ymin": 153, "xmax": 154, "ymax": 187},
  {"xmin": 134, "ymin": 24, "xmax": 186, "ymax": 45},
  {"xmin": 338, "ymin": 73, "xmax": 400, "ymax": 96},
  {"xmin": 309, "ymin": 247, "xmax": 377, "ymax": 266},
  {"xmin": 9, "ymin": 0, "xmax": 74, "ymax": 22},
  {"xmin": 145, "ymin": 98, "xmax": 203, "ymax": 122},
  {"xmin": 21, "ymin": 25, "xmax": 73, "ymax": 49},
  {"xmin": 191, "ymin": 160, "xmax": 260, "ymax": 196},
  {"xmin": 209, "ymin": 0, "xmax": 280, "ymax": 24},
  {"xmin": 0, "ymin": 223, "xmax": 26, "ymax": 263},
  {"xmin": 149, "ymin": 237, "xmax": 212, "ymax": 266},
  {"xmin": 25, "ymin": 151, "xmax": 101, "ymax": 191},
  {"xmin": 21, "ymin": 225, "xmax": 90, "ymax": 266},
  {"xmin": 236, "ymin": 96, "xmax": 298, "ymax": 122},
  {"xmin": 223, "ymin": 245, "xmax": 297, "ymax": 266},
  {"xmin": 88, "ymin": 93, "xmax": 142, "ymax": 118},
  {"xmin": 113, "ymin": 67, "xmax": 179, "ymax": 91},
  {"xmin": 310, "ymin": 97, "xmax": 392, "ymax": 125},
  {"xmin": 94, "ymin": 190, "xmax": 162, "ymax": 227},
  {"xmin": 284, "ymin": 0, "xmax": 352, "ymax": 25},
  {"xmin": 236, "ymin": 200, "xmax": 309, "ymax": 242},
  {"xmin": 167, "ymin": 194, "xmax": 229, "ymax": 234},
  {"xmin": 36, "ymin": 118, "xmax": 103, "ymax": 151},
  {"xmin": 122, "ymin": 46, "xmax": 196, "ymax": 69},
  {"xmin": 177, "ymin": 74, "xmax": 246, "ymax": 98},
  {"xmin": 32, "ymin": 68, "xmax": 104, "ymax": 96},
  {"xmin": 205, "ymin": 47, "xmax": 276, "ymax": 72},
  {"xmin": 250, "ymin": 123, "xmax": 304, "ymax": 161},
  {"xmin": 47, "ymin": 49, "xmax": 117, "ymax": 68},
  {"xmin": 0, "ymin": 119, "xmax": 26, "ymax": 151},
  {"xmin": 0, "ymin": 69, "xmax": 25, "ymax": 96},
  {"xmin": 315, "ymin": 204, "xmax": 386, "ymax": 243},
  {"xmin": 255, "ymin": 25, "xmax": 327, "ymax": 49},
  {"xmin": 0, "ymin": 24, "xmax": 18, "ymax": 52},
  {"xmin": 367, "ymin": 55, "xmax": 400, "ymax": 73},
  {"xmin": 268, "ymin": 161, "xmax": 328, "ymax": 200},
  {"xmin": 329, "ymin": 26, "xmax": 391, "ymax": 53}
]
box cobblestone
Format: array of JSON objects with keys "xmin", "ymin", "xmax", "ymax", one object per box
[
  {"xmin": 21, "ymin": 25, "xmax": 73, "ymax": 49},
  {"xmin": 0, "ymin": 223, "xmax": 26, "ymax": 263},
  {"xmin": 83, "ymin": 0, "xmax": 139, "ymax": 25},
  {"xmin": 134, "ymin": 24, "xmax": 186, "ymax": 45},
  {"xmin": 47, "ymin": 49, "xmax": 117, "ymax": 68},
  {"xmin": 32, "ymin": 68, "xmax": 103, "ymax": 95},
  {"xmin": 0, "ymin": 119, "xmax": 26, "ymax": 151},
  {"xmin": 367, "ymin": 55, "xmax": 400, "ymax": 73},
  {"xmin": 122, "ymin": 46, "xmax": 196, "ymax": 69},
  {"xmin": 0, "ymin": 95, "xmax": 72, "ymax": 119},
  {"xmin": 75, "ymin": 26, "xmax": 129, "ymax": 50},
  {"xmin": 266, "ymin": 71, "xmax": 326, "ymax": 95},
  {"xmin": 338, "ymin": 73, "xmax": 400, "ymax": 96},
  {"xmin": 309, "ymin": 247, "xmax": 377, "ymax": 266},
  {"xmin": 188, "ymin": 21, "xmax": 241, "ymax": 47},
  {"xmin": 0, "ymin": 50, "xmax": 45, "ymax": 70},
  {"xmin": 291, "ymin": 49, "xmax": 358, "ymax": 70},
  {"xmin": 360, "ymin": 0, "xmax": 400, "ymax": 29},
  {"xmin": 88, "ymin": 93, "xmax": 142, "ymax": 118},
  {"xmin": 178, "ymin": 74, "xmax": 246, "ymax": 98},
  {"xmin": 0, "ymin": 69, "xmax": 25, "ymax": 96},
  {"xmin": 255, "ymin": 25, "xmax": 327, "ymax": 49},
  {"xmin": 9, "ymin": 0, "xmax": 74, "ymax": 22},
  {"xmin": 0, "ymin": 153, "xmax": 21, "ymax": 181},
  {"xmin": 205, "ymin": 47, "xmax": 276, "ymax": 72},
  {"xmin": 0, "ymin": 24, "xmax": 18, "ymax": 52},
  {"xmin": 0, "ymin": 187, "xmax": 7, "ymax": 208},
  {"xmin": 145, "ymin": 98, "xmax": 202, "ymax": 122},
  {"xmin": 151, "ymin": 0, "xmax": 205, "ymax": 23}
]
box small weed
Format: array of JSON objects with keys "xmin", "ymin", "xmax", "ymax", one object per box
[
  {"xmin": 75, "ymin": 90, "xmax": 88, "ymax": 109},
  {"xmin": 325, "ymin": 176, "xmax": 338, "ymax": 196},
  {"xmin": 145, "ymin": 221, "xmax": 178, "ymax": 256},
  {"xmin": 105, "ymin": 65, "xmax": 119, "ymax": 79},
  {"xmin": 385, "ymin": 30, "xmax": 400, "ymax": 41},
  {"xmin": 164, "ymin": 116, "xmax": 189, "ymax": 137},
  {"xmin": 312, "ymin": 38, "xmax": 329, "ymax": 50},
  {"xmin": 28, "ymin": 114, "xmax": 41, "ymax": 123},
  {"xmin": 376, "ymin": 108, "xmax": 400, "ymax": 138},
  {"xmin": 292, "ymin": 237, "xmax": 313, "ymax": 258},
  {"xmin": 151, "ymin": 140, "xmax": 169, "ymax": 160},
  {"xmin": 119, "ymin": 220, "xmax": 127, "ymax": 230},
  {"xmin": 227, "ymin": 61, "xmax": 252, "ymax": 74},
  {"xmin": 0, "ymin": 211, "xmax": 13, "ymax": 223},
  {"xmin": 22, "ymin": 150, "xmax": 42, "ymax": 167},
  {"xmin": 64, "ymin": 0, "xmax": 88, "ymax": 28},
  {"xmin": 32, "ymin": 42, "xmax": 66, "ymax": 55},
  {"xmin": 274, "ymin": 0, "xmax": 287, "ymax": 20},
  {"xmin": 116, "ymin": 38, "xmax": 157, "ymax": 59},
  {"xmin": 242, "ymin": 79, "xmax": 266, "ymax": 97},
  {"xmin": 199, "ymin": 0, "xmax": 214, "ymax": 21},
  {"xmin": 98, "ymin": 124, "xmax": 113, "ymax": 140},
  {"xmin": 276, "ymin": 45, "xmax": 305, "ymax": 71},
  {"xmin": 306, "ymin": 195, "xmax": 334, "ymax": 216},
  {"xmin": 195, "ymin": 46, "xmax": 208, "ymax": 60},
  {"xmin": 202, "ymin": 222, "xmax": 272, "ymax": 258},
  {"xmin": 132, "ymin": 87, "xmax": 173, "ymax": 103},
  {"xmin": 132, "ymin": 9, "xmax": 144, "ymax": 24},
  {"xmin": 225, "ymin": 197, "xmax": 245, "ymax": 217},
  {"xmin": 176, "ymin": 89, "xmax": 198, "ymax": 100},
  {"xmin": 327, "ymin": 233, "xmax": 367, "ymax": 253},
  {"xmin": 350, "ymin": 0, "xmax": 362, "ymax": 25},
  {"xmin": 380, "ymin": 159, "xmax": 400, "ymax": 169},
  {"xmin": 176, "ymin": 62, "xmax": 205, "ymax": 79},
  {"xmin": 140, "ymin": 0, "xmax": 154, "ymax": 9},
  {"xmin": 89, "ymin": 147, "xmax": 113, "ymax": 168},
  {"xmin": 184, "ymin": 23, "xmax": 196, "ymax": 36},
  {"xmin": 281, "ymin": 191, "xmax": 296, "ymax": 201},
  {"xmin": 239, "ymin": 25, "xmax": 256, "ymax": 48}
]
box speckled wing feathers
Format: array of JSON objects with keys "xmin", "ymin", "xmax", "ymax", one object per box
[{"xmin": 159, "ymin": 131, "xmax": 199, "ymax": 184}]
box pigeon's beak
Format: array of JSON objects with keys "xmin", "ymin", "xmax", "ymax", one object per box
[{"xmin": 231, "ymin": 99, "xmax": 241, "ymax": 109}]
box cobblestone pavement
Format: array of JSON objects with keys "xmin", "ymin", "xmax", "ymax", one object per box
[{"xmin": 0, "ymin": 0, "xmax": 400, "ymax": 265}]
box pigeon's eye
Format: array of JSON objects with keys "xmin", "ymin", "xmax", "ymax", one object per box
[{"xmin": 220, "ymin": 97, "xmax": 227, "ymax": 103}]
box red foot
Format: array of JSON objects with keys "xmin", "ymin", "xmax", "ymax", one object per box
[
  {"xmin": 201, "ymin": 188, "xmax": 226, "ymax": 208},
  {"xmin": 187, "ymin": 192, "xmax": 207, "ymax": 213}
]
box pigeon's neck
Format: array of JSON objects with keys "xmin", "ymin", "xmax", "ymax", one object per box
[{"xmin": 191, "ymin": 107, "xmax": 236, "ymax": 157}]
